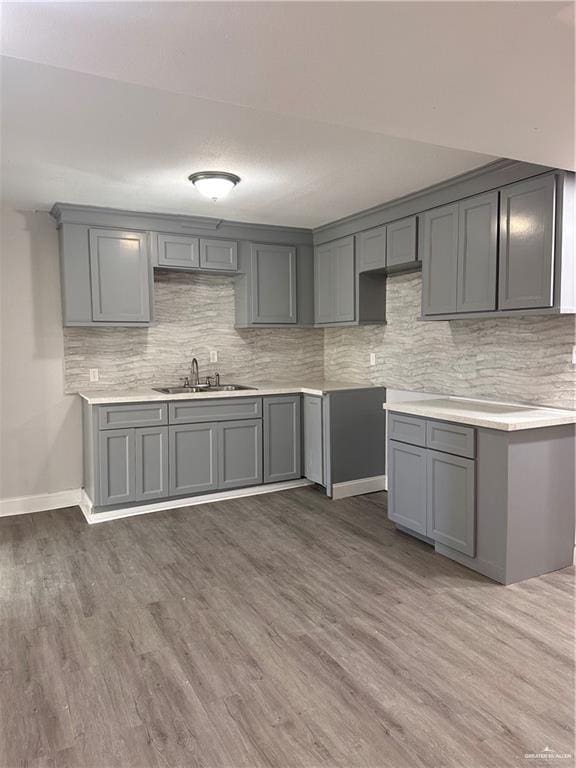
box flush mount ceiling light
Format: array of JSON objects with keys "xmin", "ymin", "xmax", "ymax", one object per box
[{"xmin": 188, "ymin": 171, "xmax": 241, "ymax": 201}]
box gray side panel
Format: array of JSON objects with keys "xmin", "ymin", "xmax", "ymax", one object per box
[
  {"xmin": 296, "ymin": 244, "xmax": 315, "ymax": 326},
  {"xmin": 357, "ymin": 225, "xmax": 386, "ymax": 271},
  {"xmin": 169, "ymin": 398, "xmax": 262, "ymax": 424},
  {"xmin": 157, "ymin": 234, "xmax": 200, "ymax": 269},
  {"xmin": 169, "ymin": 423, "xmax": 219, "ymax": 495},
  {"xmin": 82, "ymin": 400, "xmax": 95, "ymax": 503},
  {"xmin": 386, "ymin": 216, "xmax": 417, "ymax": 267},
  {"xmin": 314, "ymin": 243, "xmax": 334, "ymax": 323},
  {"xmin": 421, "ymin": 203, "xmax": 459, "ymax": 315},
  {"xmin": 427, "ymin": 449, "xmax": 476, "ymax": 556},
  {"xmin": 250, "ymin": 244, "xmax": 297, "ymax": 324},
  {"xmin": 263, "ymin": 396, "xmax": 302, "ymax": 483},
  {"xmin": 303, "ymin": 395, "xmax": 324, "ymax": 485},
  {"xmin": 457, "ymin": 191, "xmax": 498, "ymax": 312},
  {"xmin": 134, "ymin": 426, "xmax": 169, "ymax": 501},
  {"xmin": 89, "ymin": 229, "xmax": 151, "ymax": 322},
  {"xmin": 59, "ymin": 223, "xmax": 92, "ymax": 324},
  {"xmin": 387, "ymin": 440, "xmax": 427, "ymax": 535},
  {"xmin": 98, "ymin": 428, "xmax": 135, "ymax": 506},
  {"xmin": 199, "ymin": 238, "xmax": 238, "ymax": 271},
  {"xmin": 498, "ymin": 174, "xmax": 556, "ymax": 310},
  {"xmin": 328, "ymin": 388, "xmax": 386, "ymax": 483},
  {"xmin": 356, "ymin": 272, "xmax": 386, "ymax": 324},
  {"xmin": 218, "ymin": 419, "xmax": 263, "ymax": 489}
]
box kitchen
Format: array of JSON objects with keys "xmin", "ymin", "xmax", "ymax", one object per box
[{"xmin": 1, "ymin": 3, "xmax": 575, "ymax": 767}]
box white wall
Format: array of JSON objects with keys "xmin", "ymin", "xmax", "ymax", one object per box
[{"xmin": 0, "ymin": 207, "xmax": 82, "ymax": 501}]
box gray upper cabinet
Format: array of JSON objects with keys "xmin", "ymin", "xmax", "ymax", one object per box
[
  {"xmin": 386, "ymin": 216, "xmax": 418, "ymax": 268},
  {"xmin": 169, "ymin": 423, "xmax": 219, "ymax": 496},
  {"xmin": 218, "ymin": 419, "xmax": 263, "ymax": 489},
  {"xmin": 200, "ymin": 238, "xmax": 238, "ymax": 272},
  {"xmin": 134, "ymin": 426, "xmax": 169, "ymax": 501},
  {"xmin": 427, "ymin": 449, "xmax": 475, "ymax": 556},
  {"xmin": 157, "ymin": 233, "xmax": 200, "ymax": 269},
  {"xmin": 357, "ymin": 226, "xmax": 386, "ymax": 271},
  {"xmin": 457, "ymin": 191, "xmax": 498, "ymax": 312},
  {"xmin": 387, "ymin": 440, "xmax": 428, "ymax": 536},
  {"xmin": 499, "ymin": 174, "xmax": 556, "ymax": 310},
  {"xmin": 421, "ymin": 204, "xmax": 459, "ymax": 315},
  {"xmin": 314, "ymin": 236, "xmax": 355, "ymax": 324},
  {"xmin": 89, "ymin": 229, "xmax": 152, "ymax": 323},
  {"xmin": 263, "ymin": 396, "xmax": 302, "ymax": 483},
  {"xmin": 250, "ymin": 244, "xmax": 297, "ymax": 324}
]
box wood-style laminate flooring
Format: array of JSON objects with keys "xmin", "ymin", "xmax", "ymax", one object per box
[{"xmin": 1, "ymin": 488, "xmax": 573, "ymax": 768}]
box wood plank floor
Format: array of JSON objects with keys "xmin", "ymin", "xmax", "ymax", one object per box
[{"xmin": 0, "ymin": 487, "xmax": 573, "ymax": 768}]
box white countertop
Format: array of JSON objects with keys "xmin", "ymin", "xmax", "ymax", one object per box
[
  {"xmin": 78, "ymin": 380, "xmax": 378, "ymax": 405},
  {"xmin": 385, "ymin": 397, "xmax": 576, "ymax": 431}
]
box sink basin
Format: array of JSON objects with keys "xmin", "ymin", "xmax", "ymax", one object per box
[
  {"xmin": 207, "ymin": 384, "xmax": 256, "ymax": 392},
  {"xmin": 153, "ymin": 383, "xmax": 255, "ymax": 394}
]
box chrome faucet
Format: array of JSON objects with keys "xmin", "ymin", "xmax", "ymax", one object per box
[{"xmin": 190, "ymin": 358, "xmax": 200, "ymax": 386}]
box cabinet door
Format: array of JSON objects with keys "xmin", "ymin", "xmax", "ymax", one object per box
[
  {"xmin": 427, "ymin": 449, "xmax": 475, "ymax": 556},
  {"xmin": 200, "ymin": 239, "xmax": 238, "ymax": 271},
  {"xmin": 386, "ymin": 217, "xmax": 417, "ymax": 268},
  {"xmin": 169, "ymin": 423, "xmax": 218, "ymax": 496},
  {"xmin": 314, "ymin": 243, "xmax": 335, "ymax": 323},
  {"xmin": 98, "ymin": 429, "xmax": 135, "ymax": 506},
  {"xmin": 303, "ymin": 395, "xmax": 324, "ymax": 485},
  {"xmin": 89, "ymin": 229, "xmax": 151, "ymax": 322},
  {"xmin": 157, "ymin": 234, "xmax": 199, "ymax": 269},
  {"xmin": 218, "ymin": 419, "xmax": 262, "ymax": 490},
  {"xmin": 250, "ymin": 244, "xmax": 297, "ymax": 324},
  {"xmin": 333, "ymin": 236, "xmax": 356, "ymax": 322},
  {"xmin": 498, "ymin": 174, "xmax": 556, "ymax": 310},
  {"xmin": 263, "ymin": 396, "xmax": 302, "ymax": 483},
  {"xmin": 421, "ymin": 204, "xmax": 459, "ymax": 315},
  {"xmin": 387, "ymin": 440, "xmax": 427, "ymax": 536},
  {"xmin": 457, "ymin": 192, "xmax": 498, "ymax": 312},
  {"xmin": 358, "ymin": 226, "xmax": 386, "ymax": 271},
  {"xmin": 134, "ymin": 426, "xmax": 169, "ymax": 501}
]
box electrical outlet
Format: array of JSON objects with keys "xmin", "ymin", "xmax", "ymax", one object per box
[
  {"xmin": 572, "ymin": 345, "xmax": 576, "ymax": 365},
  {"xmin": 89, "ymin": 368, "xmax": 99, "ymax": 383},
  {"xmin": 369, "ymin": 353, "xmax": 376, "ymax": 367},
  {"xmin": 209, "ymin": 350, "xmax": 218, "ymax": 363}
]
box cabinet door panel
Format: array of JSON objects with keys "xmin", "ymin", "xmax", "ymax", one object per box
[
  {"xmin": 250, "ymin": 244, "xmax": 297, "ymax": 323},
  {"xmin": 157, "ymin": 234, "xmax": 199, "ymax": 269},
  {"xmin": 386, "ymin": 217, "xmax": 417, "ymax": 267},
  {"xmin": 358, "ymin": 226, "xmax": 386, "ymax": 271},
  {"xmin": 98, "ymin": 429, "xmax": 135, "ymax": 506},
  {"xmin": 89, "ymin": 229, "xmax": 151, "ymax": 322},
  {"xmin": 457, "ymin": 192, "xmax": 498, "ymax": 312},
  {"xmin": 333, "ymin": 237, "xmax": 355, "ymax": 322},
  {"xmin": 427, "ymin": 450, "xmax": 475, "ymax": 556},
  {"xmin": 314, "ymin": 244, "xmax": 334, "ymax": 323},
  {"xmin": 169, "ymin": 423, "xmax": 218, "ymax": 496},
  {"xmin": 498, "ymin": 174, "xmax": 556, "ymax": 310},
  {"xmin": 135, "ymin": 427, "xmax": 169, "ymax": 501},
  {"xmin": 421, "ymin": 204, "xmax": 459, "ymax": 315},
  {"xmin": 303, "ymin": 395, "xmax": 324, "ymax": 485},
  {"xmin": 200, "ymin": 239, "xmax": 238, "ymax": 271},
  {"xmin": 263, "ymin": 396, "xmax": 301, "ymax": 483},
  {"xmin": 387, "ymin": 440, "xmax": 427, "ymax": 535},
  {"xmin": 218, "ymin": 419, "xmax": 262, "ymax": 489}
]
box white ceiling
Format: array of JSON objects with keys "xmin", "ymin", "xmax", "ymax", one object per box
[{"xmin": 1, "ymin": 1, "xmax": 573, "ymax": 228}]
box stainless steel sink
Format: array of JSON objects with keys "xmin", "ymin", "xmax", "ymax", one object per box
[
  {"xmin": 207, "ymin": 384, "xmax": 255, "ymax": 392},
  {"xmin": 153, "ymin": 383, "xmax": 255, "ymax": 394}
]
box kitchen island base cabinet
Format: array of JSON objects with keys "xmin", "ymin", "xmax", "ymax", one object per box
[{"xmin": 263, "ymin": 396, "xmax": 301, "ymax": 483}]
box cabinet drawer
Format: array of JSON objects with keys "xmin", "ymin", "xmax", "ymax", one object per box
[
  {"xmin": 169, "ymin": 397, "xmax": 262, "ymax": 424},
  {"xmin": 388, "ymin": 413, "xmax": 426, "ymax": 447},
  {"xmin": 97, "ymin": 403, "xmax": 168, "ymax": 430},
  {"xmin": 426, "ymin": 420, "xmax": 475, "ymax": 458}
]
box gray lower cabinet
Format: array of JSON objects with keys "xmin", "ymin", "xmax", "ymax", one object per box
[
  {"xmin": 457, "ymin": 191, "xmax": 498, "ymax": 312},
  {"xmin": 303, "ymin": 395, "xmax": 324, "ymax": 484},
  {"xmin": 134, "ymin": 426, "xmax": 169, "ymax": 501},
  {"xmin": 250, "ymin": 243, "xmax": 297, "ymax": 324},
  {"xmin": 169, "ymin": 423, "xmax": 219, "ymax": 496},
  {"xmin": 314, "ymin": 236, "xmax": 355, "ymax": 324},
  {"xmin": 157, "ymin": 233, "xmax": 199, "ymax": 269},
  {"xmin": 499, "ymin": 174, "xmax": 556, "ymax": 310},
  {"xmin": 89, "ymin": 229, "xmax": 151, "ymax": 323},
  {"xmin": 219, "ymin": 419, "xmax": 263, "ymax": 489},
  {"xmin": 263, "ymin": 396, "xmax": 301, "ymax": 483},
  {"xmin": 421, "ymin": 204, "xmax": 459, "ymax": 315},
  {"xmin": 386, "ymin": 216, "xmax": 418, "ymax": 268},
  {"xmin": 98, "ymin": 428, "xmax": 135, "ymax": 506},
  {"xmin": 387, "ymin": 440, "xmax": 427, "ymax": 536},
  {"xmin": 200, "ymin": 238, "xmax": 238, "ymax": 271},
  {"xmin": 427, "ymin": 449, "xmax": 475, "ymax": 556}
]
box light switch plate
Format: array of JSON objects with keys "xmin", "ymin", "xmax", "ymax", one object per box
[
  {"xmin": 369, "ymin": 353, "xmax": 376, "ymax": 366},
  {"xmin": 210, "ymin": 350, "xmax": 218, "ymax": 363}
]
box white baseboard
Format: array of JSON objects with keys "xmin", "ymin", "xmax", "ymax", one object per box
[
  {"xmin": 81, "ymin": 479, "xmax": 314, "ymax": 524},
  {"xmin": 0, "ymin": 488, "xmax": 82, "ymax": 517},
  {"xmin": 331, "ymin": 475, "xmax": 387, "ymax": 500}
]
